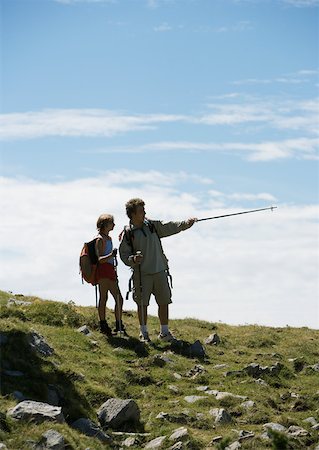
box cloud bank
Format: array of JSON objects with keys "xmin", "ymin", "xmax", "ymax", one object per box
[{"xmin": 1, "ymin": 171, "xmax": 318, "ymax": 329}]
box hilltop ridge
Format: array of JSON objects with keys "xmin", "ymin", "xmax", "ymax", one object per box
[{"xmin": 0, "ymin": 290, "xmax": 318, "ymax": 449}]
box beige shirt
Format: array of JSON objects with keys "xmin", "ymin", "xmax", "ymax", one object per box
[{"xmin": 119, "ymin": 219, "xmax": 191, "ymax": 275}]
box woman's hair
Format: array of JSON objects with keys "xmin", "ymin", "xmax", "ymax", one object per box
[
  {"xmin": 125, "ymin": 198, "xmax": 145, "ymax": 219},
  {"xmin": 96, "ymin": 214, "xmax": 114, "ymax": 231}
]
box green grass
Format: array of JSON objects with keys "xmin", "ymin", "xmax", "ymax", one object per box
[{"xmin": 0, "ymin": 290, "xmax": 319, "ymax": 449}]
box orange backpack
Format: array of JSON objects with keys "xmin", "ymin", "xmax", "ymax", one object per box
[{"xmin": 79, "ymin": 238, "xmax": 99, "ymax": 286}]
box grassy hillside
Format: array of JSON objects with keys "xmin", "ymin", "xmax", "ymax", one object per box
[{"xmin": 0, "ymin": 290, "xmax": 318, "ymax": 449}]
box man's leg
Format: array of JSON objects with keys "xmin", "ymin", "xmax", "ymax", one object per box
[{"xmin": 158, "ymin": 304, "xmax": 168, "ymax": 325}]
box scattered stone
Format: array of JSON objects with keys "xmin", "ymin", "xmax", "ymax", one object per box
[
  {"xmin": 28, "ymin": 331, "xmax": 54, "ymax": 357},
  {"xmin": 210, "ymin": 408, "xmax": 232, "ymax": 424},
  {"xmin": 186, "ymin": 365, "xmax": 205, "ymax": 378},
  {"xmin": 0, "ymin": 444, "xmax": 8, "ymax": 449},
  {"xmin": 8, "ymin": 298, "xmax": 32, "ymax": 306},
  {"xmin": 287, "ymin": 425, "xmax": 309, "ymax": 437},
  {"xmin": 12, "ymin": 391, "xmax": 26, "ymax": 401},
  {"xmin": 144, "ymin": 435, "xmax": 167, "ymax": 449},
  {"xmin": 34, "ymin": 429, "xmax": 65, "ymax": 450},
  {"xmin": 184, "ymin": 396, "xmax": 208, "ymax": 404},
  {"xmin": 169, "ymin": 427, "xmax": 188, "ymax": 441},
  {"xmin": 224, "ymin": 370, "xmax": 243, "ymax": 377},
  {"xmin": 97, "ymin": 398, "xmax": 140, "ymax": 430},
  {"xmin": 204, "ymin": 333, "xmax": 221, "ymax": 345},
  {"xmin": 189, "ymin": 340, "xmax": 206, "ymax": 358},
  {"xmin": 213, "ymin": 364, "xmax": 228, "ymax": 369},
  {"xmin": 173, "ymin": 373, "xmax": 182, "ymax": 380},
  {"xmin": 215, "ymin": 392, "xmax": 247, "ymax": 401},
  {"xmin": 263, "ymin": 422, "xmax": 286, "ymax": 434},
  {"xmin": 168, "ymin": 442, "xmax": 184, "ymax": 450},
  {"xmin": 211, "ymin": 436, "xmax": 223, "ymax": 443},
  {"xmin": 72, "ymin": 418, "xmax": 112, "ymax": 442},
  {"xmin": 225, "ymin": 442, "xmax": 241, "ymax": 450},
  {"xmin": 77, "ymin": 325, "xmax": 92, "ymax": 336},
  {"xmin": 237, "ymin": 430, "xmax": 255, "ymax": 441},
  {"xmin": 303, "ymin": 417, "xmax": 317, "ymax": 427},
  {"xmin": 4, "ymin": 370, "xmax": 24, "ymax": 377},
  {"xmin": 8, "ymin": 401, "xmax": 65, "ymax": 424},
  {"xmin": 152, "ymin": 354, "xmax": 168, "ymax": 367},
  {"xmin": 0, "ymin": 334, "xmax": 8, "ymax": 345},
  {"xmin": 122, "ymin": 436, "xmax": 138, "ymax": 447},
  {"xmin": 168, "ymin": 385, "xmax": 179, "ymax": 393},
  {"xmin": 196, "ymin": 386, "xmax": 209, "ymax": 392},
  {"xmin": 244, "ymin": 362, "xmax": 283, "ymax": 378},
  {"xmin": 240, "ymin": 400, "xmax": 255, "ymax": 409},
  {"xmin": 255, "ymin": 378, "xmax": 268, "ymax": 386}
]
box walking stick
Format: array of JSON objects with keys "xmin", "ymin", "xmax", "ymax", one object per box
[
  {"xmin": 113, "ymin": 249, "xmax": 122, "ymax": 335},
  {"xmin": 136, "ymin": 251, "xmax": 145, "ymax": 331},
  {"xmin": 197, "ymin": 206, "xmax": 277, "ymax": 222}
]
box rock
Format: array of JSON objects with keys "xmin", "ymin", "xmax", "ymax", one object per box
[
  {"xmin": 168, "ymin": 442, "xmax": 184, "ymax": 450},
  {"xmin": 225, "ymin": 442, "xmax": 241, "ymax": 450},
  {"xmin": 204, "ymin": 333, "xmax": 221, "ymax": 345},
  {"xmin": 12, "ymin": 391, "xmax": 26, "ymax": 401},
  {"xmin": 0, "ymin": 444, "xmax": 8, "ymax": 449},
  {"xmin": 215, "ymin": 392, "xmax": 247, "ymax": 401},
  {"xmin": 289, "ymin": 357, "xmax": 305, "ymax": 372},
  {"xmin": 287, "ymin": 425, "xmax": 309, "ymax": 437},
  {"xmin": 144, "ymin": 436, "xmax": 167, "ymax": 449},
  {"xmin": 34, "ymin": 429, "xmax": 65, "ymax": 450},
  {"xmin": 196, "ymin": 386, "xmax": 209, "ymax": 392},
  {"xmin": 8, "ymin": 298, "xmax": 32, "ymax": 306},
  {"xmin": 186, "ymin": 365, "xmax": 205, "ymax": 378},
  {"xmin": 47, "ymin": 385, "xmax": 62, "ymax": 406},
  {"xmin": 184, "ymin": 396, "xmax": 208, "ymax": 404},
  {"xmin": 244, "ymin": 362, "xmax": 283, "ymax": 378},
  {"xmin": 152, "ymin": 355, "xmax": 167, "ymax": 367},
  {"xmin": 173, "ymin": 373, "xmax": 182, "ymax": 380},
  {"xmin": 8, "ymin": 401, "xmax": 65, "ymax": 424},
  {"xmin": 189, "ymin": 340, "xmax": 206, "ymax": 358},
  {"xmin": 169, "ymin": 427, "xmax": 188, "ymax": 441},
  {"xmin": 4, "ymin": 370, "xmax": 24, "ymax": 377},
  {"xmin": 0, "ymin": 334, "xmax": 8, "ymax": 345},
  {"xmin": 237, "ymin": 430, "xmax": 254, "ymax": 440},
  {"xmin": 122, "ymin": 436, "xmax": 138, "ymax": 447},
  {"xmin": 224, "ymin": 370, "xmax": 243, "ymax": 377},
  {"xmin": 263, "ymin": 422, "xmax": 286, "ymax": 433},
  {"xmin": 303, "ymin": 416, "xmax": 317, "ymax": 426},
  {"xmin": 72, "ymin": 418, "xmax": 112, "ymax": 442},
  {"xmin": 244, "ymin": 363, "xmax": 260, "ymax": 377},
  {"xmin": 168, "ymin": 385, "xmax": 179, "ymax": 394},
  {"xmin": 255, "ymin": 378, "xmax": 268, "ymax": 386},
  {"xmin": 28, "ymin": 331, "xmax": 54, "ymax": 357},
  {"xmin": 210, "ymin": 408, "xmax": 232, "ymax": 424},
  {"xmin": 240, "ymin": 400, "xmax": 255, "ymax": 409},
  {"xmin": 97, "ymin": 398, "xmax": 140, "ymax": 430},
  {"xmin": 213, "ymin": 364, "xmax": 228, "ymax": 369},
  {"xmin": 77, "ymin": 325, "xmax": 92, "ymax": 336}
]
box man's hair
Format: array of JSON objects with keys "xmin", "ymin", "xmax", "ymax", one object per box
[
  {"xmin": 125, "ymin": 198, "xmax": 145, "ymax": 219},
  {"xmin": 96, "ymin": 214, "xmax": 114, "ymax": 231}
]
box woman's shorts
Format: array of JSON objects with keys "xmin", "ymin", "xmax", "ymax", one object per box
[
  {"xmin": 96, "ymin": 263, "xmax": 116, "ymax": 282},
  {"xmin": 133, "ymin": 270, "xmax": 172, "ymax": 306}
]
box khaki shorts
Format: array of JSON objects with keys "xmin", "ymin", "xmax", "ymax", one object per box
[{"xmin": 133, "ymin": 270, "xmax": 172, "ymax": 306}]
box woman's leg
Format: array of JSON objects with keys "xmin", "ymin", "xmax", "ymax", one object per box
[{"xmin": 98, "ymin": 279, "xmax": 108, "ymax": 321}]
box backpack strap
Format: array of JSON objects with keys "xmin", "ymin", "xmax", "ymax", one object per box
[{"xmin": 147, "ymin": 220, "xmax": 173, "ymax": 289}]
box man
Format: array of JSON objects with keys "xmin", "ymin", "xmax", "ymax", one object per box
[{"xmin": 119, "ymin": 198, "xmax": 197, "ymax": 343}]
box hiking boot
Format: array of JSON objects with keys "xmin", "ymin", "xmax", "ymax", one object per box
[
  {"xmin": 158, "ymin": 331, "xmax": 177, "ymax": 342},
  {"xmin": 100, "ymin": 320, "xmax": 113, "ymax": 337},
  {"xmin": 114, "ymin": 320, "xmax": 128, "ymax": 335},
  {"xmin": 139, "ymin": 332, "xmax": 151, "ymax": 343}
]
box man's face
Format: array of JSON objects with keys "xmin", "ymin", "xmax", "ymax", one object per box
[{"xmin": 132, "ymin": 205, "xmax": 146, "ymax": 225}]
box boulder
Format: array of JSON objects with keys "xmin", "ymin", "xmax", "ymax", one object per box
[
  {"xmin": 97, "ymin": 398, "xmax": 140, "ymax": 430},
  {"xmin": 8, "ymin": 401, "xmax": 65, "ymax": 424},
  {"xmin": 204, "ymin": 333, "xmax": 221, "ymax": 345},
  {"xmin": 144, "ymin": 436, "xmax": 167, "ymax": 449},
  {"xmin": 169, "ymin": 427, "xmax": 188, "ymax": 441},
  {"xmin": 34, "ymin": 429, "xmax": 65, "ymax": 450},
  {"xmin": 72, "ymin": 418, "xmax": 112, "ymax": 442},
  {"xmin": 28, "ymin": 332, "xmax": 54, "ymax": 357}
]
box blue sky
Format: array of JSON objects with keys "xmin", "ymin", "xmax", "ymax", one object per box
[{"xmin": 1, "ymin": 0, "xmax": 318, "ymax": 329}]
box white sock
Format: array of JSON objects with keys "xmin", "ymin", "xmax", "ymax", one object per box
[
  {"xmin": 161, "ymin": 325, "xmax": 169, "ymax": 335},
  {"xmin": 140, "ymin": 325, "xmax": 148, "ymax": 334}
]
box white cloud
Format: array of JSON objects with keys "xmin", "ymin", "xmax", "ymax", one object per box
[
  {"xmin": 1, "ymin": 172, "xmax": 318, "ymax": 329},
  {"xmin": 0, "ymin": 109, "xmax": 186, "ymax": 141},
  {"xmin": 93, "ymin": 137, "xmax": 319, "ymax": 161},
  {"xmin": 282, "ymin": 0, "xmax": 319, "ymax": 6},
  {"xmin": 153, "ymin": 22, "xmax": 172, "ymax": 32}
]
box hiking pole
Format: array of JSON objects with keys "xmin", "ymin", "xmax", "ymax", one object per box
[
  {"xmin": 197, "ymin": 206, "xmax": 277, "ymax": 222},
  {"xmin": 113, "ymin": 249, "xmax": 122, "ymax": 335},
  {"xmin": 136, "ymin": 251, "xmax": 145, "ymax": 332}
]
